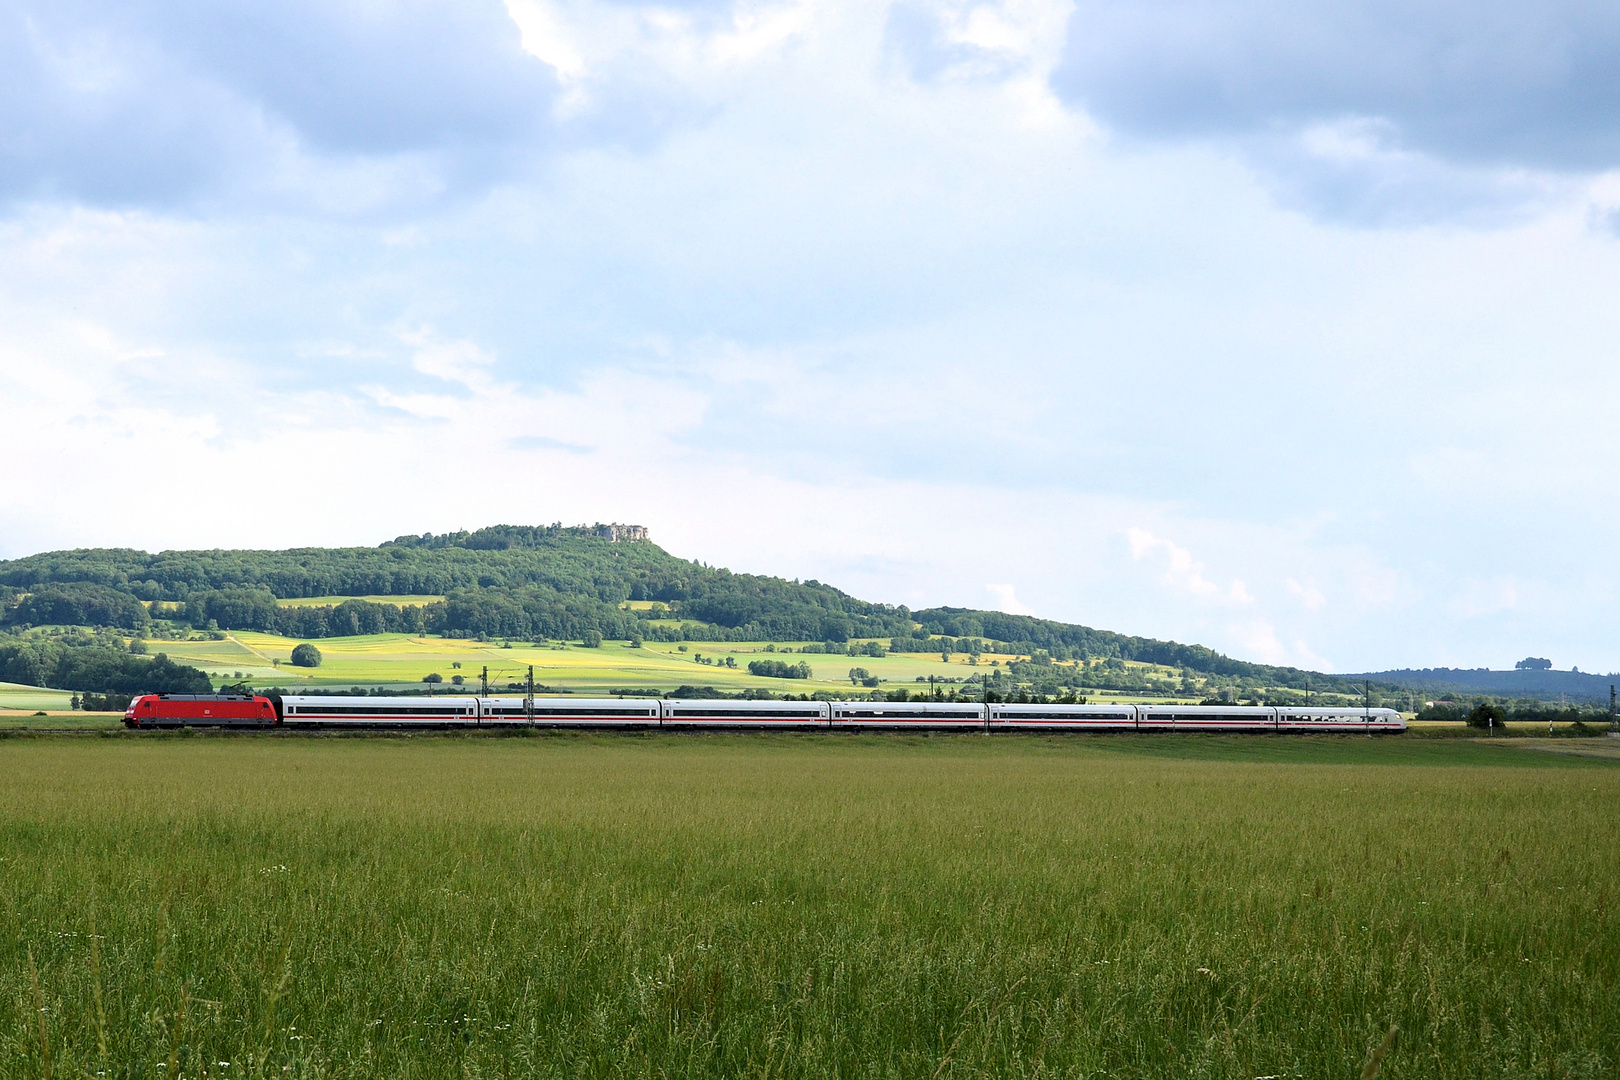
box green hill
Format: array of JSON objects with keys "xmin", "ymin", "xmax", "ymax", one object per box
[{"xmin": 1, "ymin": 524, "xmax": 1375, "ymax": 699}]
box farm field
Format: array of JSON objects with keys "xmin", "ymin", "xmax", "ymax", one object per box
[
  {"xmin": 1, "ymin": 736, "xmax": 1615, "ymax": 1079},
  {"xmin": 0, "ymin": 679, "xmax": 72, "ymax": 712},
  {"xmin": 145, "ymin": 632, "xmax": 1091, "ymax": 698}
]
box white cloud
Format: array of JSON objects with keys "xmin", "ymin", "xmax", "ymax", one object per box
[
  {"xmin": 1050, "ymin": 1, "xmax": 1620, "ymax": 225},
  {"xmin": 1287, "ymin": 578, "xmax": 1326, "ymax": 611},
  {"xmin": 985, "ymin": 584, "xmax": 1035, "ymax": 616},
  {"xmin": 1, "ymin": 0, "xmax": 1619, "ymax": 677},
  {"xmin": 1125, "ymin": 528, "xmax": 1253, "ymax": 606}
]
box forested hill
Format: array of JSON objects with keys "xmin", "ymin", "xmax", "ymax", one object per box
[
  {"xmin": 1341, "ymin": 667, "xmax": 1617, "ymax": 704},
  {"xmin": 1, "ymin": 524, "xmax": 1352, "ymax": 689}
]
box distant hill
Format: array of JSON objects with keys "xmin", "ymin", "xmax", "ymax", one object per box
[
  {"xmin": 1342, "ymin": 667, "xmax": 1619, "ymax": 704},
  {"xmin": 0, "ymin": 524, "xmax": 1370, "ymax": 693}
]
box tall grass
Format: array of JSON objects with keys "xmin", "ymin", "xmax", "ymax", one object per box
[{"xmin": 2, "ymin": 735, "xmax": 1615, "ymax": 1078}]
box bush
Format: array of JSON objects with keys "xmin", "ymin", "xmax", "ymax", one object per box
[
  {"xmin": 582, "ymin": 630, "xmax": 603, "ymax": 648},
  {"xmin": 1467, "ymin": 702, "xmax": 1506, "ymax": 729},
  {"xmin": 290, "ymin": 643, "xmax": 322, "ymax": 668}
]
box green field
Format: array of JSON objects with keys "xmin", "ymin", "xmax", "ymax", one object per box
[
  {"xmin": 0, "ymin": 680, "xmax": 73, "ymax": 712},
  {"xmin": 1, "ymin": 736, "xmax": 1615, "ymax": 1078},
  {"xmin": 145, "ymin": 632, "xmax": 1069, "ymax": 697}
]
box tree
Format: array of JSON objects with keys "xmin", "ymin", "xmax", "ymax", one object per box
[
  {"xmin": 1467, "ymin": 702, "xmax": 1506, "ymax": 729},
  {"xmin": 848, "ymin": 667, "xmax": 872, "ymax": 686},
  {"xmin": 451, "ymin": 674, "xmax": 465, "ymax": 685},
  {"xmin": 582, "ymin": 629, "xmax": 603, "ymax": 648},
  {"xmin": 423, "ymin": 672, "xmax": 443, "ymax": 684},
  {"xmin": 290, "ymin": 643, "xmax": 322, "ymax": 668},
  {"xmin": 1515, "ymin": 657, "xmax": 1552, "ymax": 670}
]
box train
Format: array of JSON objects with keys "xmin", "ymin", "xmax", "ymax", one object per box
[{"xmin": 125, "ymin": 693, "xmax": 1406, "ymax": 733}]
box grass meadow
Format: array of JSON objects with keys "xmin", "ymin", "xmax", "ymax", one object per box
[
  {"xmin": 140, "ymin": 633, "xmax": 1038, "ymax": 698},
  {"xmin": 2, "ymin": 735, "xmax": 1616, "ymax": 1079}
]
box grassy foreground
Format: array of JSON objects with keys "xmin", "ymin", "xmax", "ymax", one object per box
[{"xmin": 2, "ymin": 737, "xmax": 1616, "ymax": 1079}]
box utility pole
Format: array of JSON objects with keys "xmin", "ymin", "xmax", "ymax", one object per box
[
  {"xmin": 480, "ymin": 665, "xmax": 488, "ymax": 697},
  {"xmin": 526, "ymin": 664, "xmax": 535, "ymax": 727},
  {"xmin": 1611, "ymin": 685, "xmax": 1616, "ymax": 731},
  {"xmin": 1364, "ymin": 679, "xmax": 1371, "ymax": 734}
]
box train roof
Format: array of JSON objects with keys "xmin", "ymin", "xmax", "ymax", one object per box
[{"xmin": 154, "ymin": 693, "xmax": 261, "ymax": 701}]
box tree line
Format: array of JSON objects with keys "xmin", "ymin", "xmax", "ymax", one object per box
[{"xmin": 0, "ymin": 635, "xmax": 209, "ymax": 695}]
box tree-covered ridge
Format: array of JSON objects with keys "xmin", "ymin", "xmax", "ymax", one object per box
[
  {"xmin": 0, "ymin": 526, "xmax": 909, "ymax": 641},
  {"xmin": 1, "ymin": 525, "xmax": 1355, "ymax": 691}
]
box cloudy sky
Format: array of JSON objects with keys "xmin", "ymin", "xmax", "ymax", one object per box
[{"xmin": 3, "ymin": 0, "xmax": 1618, "ymax": 674}]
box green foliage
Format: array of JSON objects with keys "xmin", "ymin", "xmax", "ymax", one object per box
[
  {"xmin": 1, "ymin": 582, "xmax": 150, "ymax": 631},
  {"xmin": 0, "ymin": 527, "xmax": 910, "ymax": 641},
  {"xmin": 581, "ymin": 629, "xmax": 603, "ymax": 648},
  {"xmin": 0, "ymin": 634, "xmax": 209, "ymax": 694},
  {"xmin": 1413, "ymin": 698, "xmax": 1610, "ymax": 729},
  {"xmin": 289, "ymin": 643, "xmax": 322, "ymax": 668},
  {"xmin": 423, "ymin": 672, "xmax": 443, "ymax": 684},
  {"xmin": 54, "ymin": 650, "xmax": 210, "ymax": 694},
  {"xmin": 76, "ymin": 690, "xmax": 133, "ymax": 712},
  {"xmin": 746, "ymin": 659, "xmax": 812, "ymax": 679}
]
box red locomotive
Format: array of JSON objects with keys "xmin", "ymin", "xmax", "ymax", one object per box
[{"xmin": 124, "ymin": 693, "xmax": 280, "ymax": 728}]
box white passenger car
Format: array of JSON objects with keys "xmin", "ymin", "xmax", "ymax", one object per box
[
  {"xmin": 989, "ymin": 703, "xmax": 1138, "ymax": 731},
  {"xmin": 279, "ymin": 696, "xmax": 479, "ymax": 727},
  {"xmin": 660, "ymin": 699, "xmax": 830, "ymax": 728},
  {"xmin": 829, "ymin": 701, "xmax": 987, "ymax": 729},
  {"xmin": 479, "ymin": 697, "xmax": 661, "ymax": 727}
]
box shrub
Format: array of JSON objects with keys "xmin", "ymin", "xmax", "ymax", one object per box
[
  {"xmin": 1466, "ymin": 702, "xmax": 1506, "ymax": 729},
  {"xmin": 290, "ymin": 643, "xmax": 322, "ymax": 668}
]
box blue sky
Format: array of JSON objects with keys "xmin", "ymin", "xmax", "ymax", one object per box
[{"xmin": 2, "ymin": 0, "xmax": 1618, "ymax": 674}]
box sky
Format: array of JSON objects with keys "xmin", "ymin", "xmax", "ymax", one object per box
[{"xmin": 2, "ymin": 0, "xmax": 1618, "ymax": 675}]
